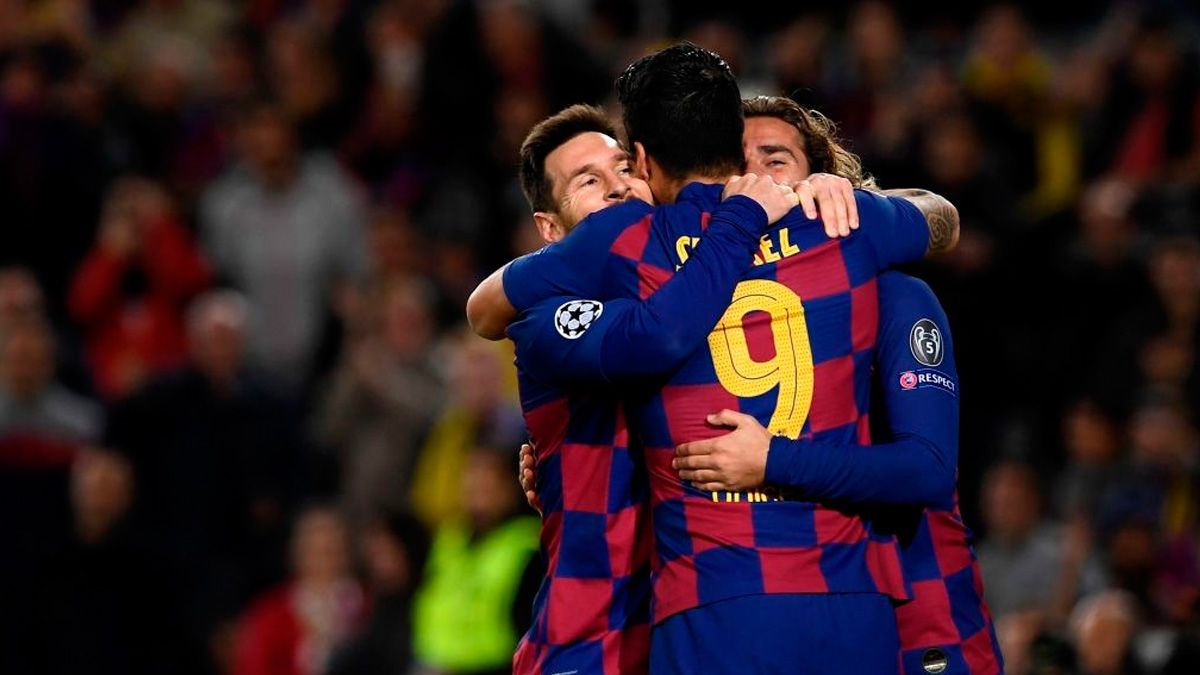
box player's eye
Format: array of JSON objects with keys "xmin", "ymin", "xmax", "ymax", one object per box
[
  {"xmin": 768, "ymin": 158, "xmax": 789, "ymax": 167},
  {"xmin": 617, "ymin": 164, "xmax": 632, "ymax": 175}
]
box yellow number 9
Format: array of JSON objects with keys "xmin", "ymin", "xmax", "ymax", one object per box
[{"xmin": 707, "ymin": 280, "xmax": 813, "ymax": 439}]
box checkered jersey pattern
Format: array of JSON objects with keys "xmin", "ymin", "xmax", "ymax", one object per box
[
  {"xmin": 896, "ymin": 495, "xmax": 1003, "ymax": 675},
  {"xmin": 604, "ymin": 183, "xmax": 927, "ymax": 623},
  {"xmin": 511, "ymin": 378, "xmax": 653, "ymax": 675}
]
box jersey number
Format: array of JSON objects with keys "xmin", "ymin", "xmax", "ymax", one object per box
[{"xmin": 707, "ymin": 280, "xmax": 814, "ymax": 439}]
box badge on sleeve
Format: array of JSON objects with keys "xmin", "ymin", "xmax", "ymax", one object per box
[
  {"xmin": 909, "ymin": 318, "xmax": 944, "ymax": 367},
  {"xmin": 555, "ymin": 300, "xmax": 603, "ymax": 339}
]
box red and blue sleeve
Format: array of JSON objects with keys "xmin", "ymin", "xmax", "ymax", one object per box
[
  {"xmin": 501, "ymin": 199, "xmax": 655, "ymax": 312},
  {"xmin": 506, "ymin": 196, "xmax": 769, "ymax": 385},
  {"xmin": 853, "ymin": 190, "xmax": 930, "ymax": 269},
  {"xmin": 763, "ymin": 272, "xmax": 958, "ymax": 508}
]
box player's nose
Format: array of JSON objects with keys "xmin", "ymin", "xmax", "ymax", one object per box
[{"xmin": 606, "ymin": 179, "xmax": 631, "ymax": 201}]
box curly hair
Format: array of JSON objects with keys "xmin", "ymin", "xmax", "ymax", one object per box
[{"xmin": 742, "ymin": 96, "xmax": 877, "ymax": 189}]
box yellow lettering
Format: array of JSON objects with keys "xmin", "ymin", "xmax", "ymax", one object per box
[
  {"xmin": 675, "ymin": 235, "xmax": 700, "ymax": 267},
  {"xmin": 780, "ymin": 229, "xmax": 800, "ymax": 257},
  {"xmin": 759, "ymin": 235, "xmax": 782, "ymax": 264},
  {"xmin": 707, "ymin": 280, "xmax": 815, "ymax": 438}
]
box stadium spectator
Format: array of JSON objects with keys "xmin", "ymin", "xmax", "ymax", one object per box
[
  {"xmin": 328, "ymin": 510, "xmax": 432, "ymax": 675},
  {"xmin": 199, "ymin": 100, "xmax": 368, "ymax": 390},
  {"xmin": 0, "ymin": 317, "xmax": 102, "ymax": 450},
  {"xmin": 234, "ymin": 505, "xmax": 366, "ymax": 675},
  {"xmin": 24, "ymin": 449, "xmax": 180, "ymax": 675},
  {"xmin": 68, "ymin": 177, "xmax": 212, "ymax": 399},
  {"xmin": 316, "ymin": 276, "xmax": 443, "ymax": 528},
  {"xmin": 408, "ymin": 330, "xmax": 522, "ymax": 527},
  {"xmin": 977, "ymin": 460, "xmax": 1068, "ymax": 619},
  {"xmin": 412, "ymin": 444, "xmax": 541, "ymax": 675},
  {"xmin": 106, "ymin": 290, "xmax": 303, "ymax": 674}
]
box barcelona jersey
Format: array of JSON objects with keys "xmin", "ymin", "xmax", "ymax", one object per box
[
  {"xmin": 504, "ymin": 182, "xmax": 930, "ymax": 624},
  {"xmin": 509, "ymin": 196, "xmax": 773, "ymax": 675}
]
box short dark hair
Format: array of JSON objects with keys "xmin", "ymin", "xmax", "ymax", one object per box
[
  {"xmin": 518, "ymin": 104, "xmax": 618, "ymax": 213},
  {"xmin": 742, "ymin": 96, "xmax": 876, "ymax": 189},
  {"xmin": 616, "ymin": 42, "xmax": 744, "ymax": 180}
]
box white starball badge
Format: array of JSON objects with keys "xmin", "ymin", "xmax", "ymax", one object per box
[{"xmin": 554, "ymin": 300, "xmax": 603, "ymax": 339}]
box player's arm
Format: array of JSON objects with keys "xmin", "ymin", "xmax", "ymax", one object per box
[
  {"xmin": 674, "ymin": 273, "xmax": 958, "ymax": 508},
  {"xmin": 466, "ymin": 265, "xmax": 514, "ymax": 341},
  {"xmin": 853, "ymin": 188, "xmax": 959, "ymax": 266},
  {"xmin": 879, "ymin": 188, "xmax": 960, "ymax": 256},
  {"xmin": 466, "ymin": 199, "xmax": 655, "ymax": 340},
  {"xmin": 508, "ymin": 192, "xmax": 780, "ymax": 385}
]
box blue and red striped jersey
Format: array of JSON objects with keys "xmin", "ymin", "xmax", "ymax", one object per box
[
  {"xmin": 509, "ymin": 196, "xmax": 772, "ymax": 675},
  {"xmin": 504, "ymin": 182, "xmax": 930, "ymax": 623},
  {"xmin": 760, "ymin": 271, "xmax": 1002, "ymax": 674}
]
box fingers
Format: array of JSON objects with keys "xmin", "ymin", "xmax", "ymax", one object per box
[
  {"xmin": 672, "ymin": 454, "xmax": 718, "ymax": 471},
  {"xmin": 779, "ymin": 183, "xmax": 800, "ymax": 209},
  {"xmin": 694, "ymin": 482, "xmax": 731, "ymax": 492},
  {"xmin": 841, "ymin": 179, "xmax": 859, "ymax": 230},
  {"xmin": 678, "ymin": 468, "xmax": 722, "ymax": 484},
  {"xmin": 705, "ymin": 409, "xmax": 745, "ymax": 428},
  {"xmin": 675, "ymin": 440, "xmax": 715, "ymax": 457},
  {"xmin": 828, "ymin": 181, "xmax": 850, "ymax": 237},
  {"xmin": 520, "ymin": 467, "xmax": 535, "ymax": 493},
  {"xmin": 794, "ymin": 179, "xmax": 818, "ymax": 219}
]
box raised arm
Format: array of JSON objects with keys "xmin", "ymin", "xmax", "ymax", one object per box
[
  {"xmin": 673, "ymin": 272, "xmax": 958, "ymax": 508},
  {"xmin": 510, "ymin": 182, "xmax": 798, "ymax": 385}
]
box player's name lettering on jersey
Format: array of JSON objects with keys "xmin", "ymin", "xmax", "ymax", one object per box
[
  {"xmin": 675, "ymin": 229, "xmax": 802, "ymax": 270},
  {"xmin": 707, "ymin": 486, "xmax": 798, "ymax": 503}
]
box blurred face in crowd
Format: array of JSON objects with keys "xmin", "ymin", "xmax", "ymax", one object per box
[
  {"xmin": 0, "ymin": 321, "xmax": 54, "ymax": 401},
  {"xmin": 1149, "ymin": 242, "xmax": 1200, "ymax": 305},
  {"xmin": 1063, "ymin": 401, "xmax": 1119, "ymax": 464},
  {"xmin": 238, "ymin": 106, "xmax": 298, "ymax": 188},
  {"xmin": 1129, "ymin": 402, "xmax": 1193, "ymax": 469},
  {"xmin": 1079, "ymin": 179, "xmax": 1135, "ymax": 261},
  {"xmin": 187, "ymin": 293, "xmax": 247, "ymax": 386},
  {"xmin": 536, "ymin": 132, "xmax": 652, "ymax": 241},
  {"xmin": 463, "ymin": 449, "xmax": 520, "ymax": 533},
  {"xmin": 369, "ymin": 209, "xmax": 421, "ymax": 278},
  {"xmin": 743, "ymin": 116, "xmax": 812, "ymax": 185},
  {"xmin": 0, "ymin": 267, "xmax": 44, "ymax": 328},
  {"xmin": 982, "ymin": 462, "xmax": 1041, "ymax": 543},
  {"xmin": 380, "ymin": 279, "xmax": 434, "ymax": 362},
  {"xmin": 448, "ymin": 335, "xmax": 506, "ymax": 415},
  {"xmin": 360, "ymin": 521, "xmax": 413, "ymax": 593},
  {"xmin": 924, "ymin": 115, "xmax": 982, "ymax": 186},
  {"xmin": 71, "ymin": 449, "xmax": 134, "ymax": 542},
  {"xmin": 292, "ymin": 508, "xmax": 351, "ymax": 587}
]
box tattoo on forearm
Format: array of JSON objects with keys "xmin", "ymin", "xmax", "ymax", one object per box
[
  {"xmin": 924, "ymin": 203, "xmax": 957, "ymax": 255},
  {"xmin": 881, "ymin": 189, "xmax": 959, "ymax": 256}
]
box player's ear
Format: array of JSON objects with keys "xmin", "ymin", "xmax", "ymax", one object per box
[
  {"xmin": 533, "ymin": 212, "xmax": 567, "ymax": 243},
  {"xmin": 632, "ymin": 142, "xmax": 650, "ymax": 180}
]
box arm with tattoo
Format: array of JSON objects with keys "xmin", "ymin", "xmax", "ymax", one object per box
[{"xmin": 881, "ymin": 188, "xmax": 960, "ymax": 257}]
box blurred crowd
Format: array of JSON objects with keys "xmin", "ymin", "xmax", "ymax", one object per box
[{"xmin": 0, "ymin": 1, "xmax": 1198, "ymax": 674}]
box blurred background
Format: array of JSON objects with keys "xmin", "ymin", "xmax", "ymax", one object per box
[{"xmin": 0, "ymin": 1, "xmax": 1198, "ymax": 674}]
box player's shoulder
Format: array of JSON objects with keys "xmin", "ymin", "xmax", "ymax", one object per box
[
  {"xmin": 878, "ymin": 272, "xmax": 949, "ymax": 334},
  {"xmin": 853, "ymin": 188, "xmax": 920, "ymax": 219},
  {"xmin": 878, "ymin": 271, "xmax": 937, "ymax": 303}
]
